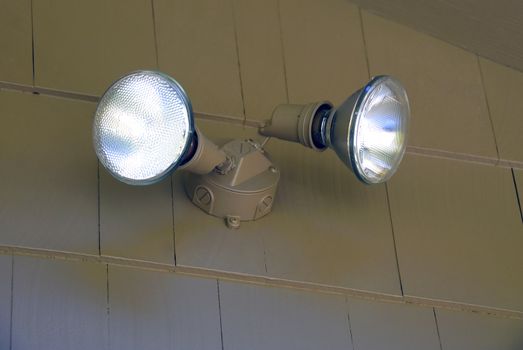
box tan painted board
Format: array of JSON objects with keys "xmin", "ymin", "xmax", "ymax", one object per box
[
  {"xmin": 388, "ymin": 155, "xmax": 523, "ymax": 311},
  {"xmin": 279, "ymin": 0, "xmax": 369, "ymax": 105},
  {"xmin": 348, "ymin": 0, "xmax": 523, "ymax": 74},
  {"xmin": 219, "ymin": 280, "xmax": 352, "ymax": 350},
  {"xmin": 154, "ymin": 0, "xmax": 243, "ymax": 118},
  {"xmin": 108, "ymin": 266, "xmax": 221, "ymax": 350},
  {"xmin": 514, "ymin": 169, "xmax": 523, "ymax": 221},
  {"xmin": 0, "ymin": 255, "xmax": 11, "ymax": 350},
  {"xmin": 100, "ymin": 169, "xmax": 175, "ymax": 264},
  {"xmin": 174, "ymin": 119, "xmax": 268, "ymax": 275},
  {"xmin": 232, "ymin": 0, "xmax": 287, "ymax": 120},
  {"xmin": 33, "ymin": 0, "xmax": 157, "ymax": 95},
  {"xmin": 0, "ymin": 0, "xmax": 33, "ymax": 84},
  {"xmin": 479, "ymin": 58, "xmax": 523, "ymax": 166},
  {"xmin": 436, "ymin": 309, "xmax": 523, "ymax": 349},
  {"xmin": 348, "ymin": 299, "xmax": 440, "ymax": 350},
  {"xmin": 362, "ymin": 11, "xmax": 498, "ymax": 159},
  {"xmin": 174, "ymin": 119, "xmax": 401, "ymax": 295},
  {"xmin": 0, "ymin": 90, "xmax": 98, "ymax": 254},
  {"xmin": 261, "ymin": 138, "xmax": 401, "ymax": 294},
  {"xmin": 11, "ymin": 256, "xmax": 108, "ymax": 350}
]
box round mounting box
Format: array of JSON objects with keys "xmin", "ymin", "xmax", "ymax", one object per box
[{"xmin": 183, "ymin": 139, "xmax": 280, "ymax": 227}]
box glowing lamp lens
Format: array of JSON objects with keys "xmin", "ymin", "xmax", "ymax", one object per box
[
  {"xmin": 93, "ymin": 71, "xmax": 193, "ymax": 185},
  {"xmin": 351, "ymin": 76, "xmax": 409, "ymax": 184}
]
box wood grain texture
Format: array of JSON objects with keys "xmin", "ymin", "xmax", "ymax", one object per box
[
  {"xmin": 0, "ymin": 255, "xmax": 12, "ymax": 350},
  {"xmin": 479, "ymin": 58, "xmax": 523, "ymax": 165},
  {"xmin": 279, "ymin": 0, "xmax": 369, "ymax": 105},
  {"xmin": 109, "ymin": 266, "xmax": 221, "ymax": 350},
  {"xmin": 349, "ymin": 0, "xmax": 523, "ymax": 73},
  {"xmin": 0, "ymin": 0, "xmax": 32, "ymax": 84},
  {"xmin": 363, "ymin": 11, "xmax": 498, "ymax": 159},
  {"xmin": 348, "ymin": 299, "xmax": 440, "ymax": 350},
  {"xmin": 154, "ymin": 0, "xmax": 243, "ymax": 117},
  {"xmin": 100, "ymin": 169, "xmax": 175, "ymax": 264},
  {"xmin": 33, "ymin": 0, "xmax": 157, "ymax": 95},
  {"xmin": 436, "ymin": 309, "xmax": 523, "ymax": 350},
  {"xmin": 232, "ymin": 0, "xmax": 288, "ymax": 120},
  {"xmin": 219, "ymin": 280, "xmax": 352, "ymax": 350},
  {"xmin": 388, "ymin": 155, "xmax": 523, "ymax": 312},
  {"xmin": 11, "ymin": 256, "xmax": 108, "ymax": 350},
  {"xmin": 0, "ymin": 90, "xmax": 99, "ymax": 254}
]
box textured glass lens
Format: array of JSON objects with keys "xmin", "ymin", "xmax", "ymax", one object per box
[
  {"xmin": 93, "ymin": 71, "xmax": 192, "ymax": 185},
  {"xmin": 352, "ymin": 77, "xmax": 409, "ymax": 184}
]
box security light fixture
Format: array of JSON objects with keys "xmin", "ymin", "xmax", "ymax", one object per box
[
  {"xmin": 259, "ymin": 76, "xmax": 409, "ymax": 184},
  {"xmin": 93, "ymin": 71, "xmax": 409, "ymax": 228}
]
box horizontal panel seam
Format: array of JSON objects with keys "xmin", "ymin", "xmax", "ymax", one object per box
[
  {"xmin": 0, "ymin": 80, "xmax": 521, "ymax": 169},
  {"xmin": 0, "ymin": 245, "xmax": 521, "ymax": 321}
]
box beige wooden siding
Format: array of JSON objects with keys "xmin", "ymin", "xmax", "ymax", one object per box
[
  {"xmin": 0, "ymin": 0, "xmax": 32, "ymax": 85},
  {"xmin": 0, "ymin": 255, "xmax": 11, "ymax": 350},
  {"xmin": 347, "ymin": 0, "xmax": 523, "ymax": 75},
  {"xmin": 0, "ymin": 0, "xmax": 522, "ymax": 349}
]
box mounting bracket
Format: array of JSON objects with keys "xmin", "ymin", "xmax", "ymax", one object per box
[{"xmin": 183, "ymin": 138, "xmax": 280, "ymax": 228}]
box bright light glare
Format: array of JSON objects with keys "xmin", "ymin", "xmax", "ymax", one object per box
[
  {"xmin": 93, "ymin": 71, "xmax": 193, "ymax": 185},
  {"xmin": 351, "ymin": 76, "xmax": 409, "ymax": 184}
]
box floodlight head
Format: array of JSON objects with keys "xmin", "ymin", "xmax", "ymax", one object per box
[
  {"xmin": 93, "ymin": 70, "xmax": 194, "ymax": 185},
  {"xmin": 260, "ymin": 75, "xmax": 410, "ymax": 184},
  {"xmin": 325, "ymin": 76, "xmax": 409, "ymax": 184}
]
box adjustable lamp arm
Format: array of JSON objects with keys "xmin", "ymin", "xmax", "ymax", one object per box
[
  {"xmin": 179, "ymin": 128, "xmax": 228, "ymax": 175},
  {"xmin": 259, "ymin": 102, "xmax": 333, "ymax": 151}
]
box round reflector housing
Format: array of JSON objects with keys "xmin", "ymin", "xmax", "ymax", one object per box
[
  {"xmin": 93, "ymin": 71, "xmax": 194, "ymax": 185},
  {"xmin": 349, "ymin": 76, "xmax": 409, "ymax": 184}
]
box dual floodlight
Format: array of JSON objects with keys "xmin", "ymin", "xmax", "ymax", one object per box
[{"xmin": 93, "ymin": 70, "xmax": 409, "ymax": 227}]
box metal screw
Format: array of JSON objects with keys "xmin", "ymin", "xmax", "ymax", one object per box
[{"xmin": 225, "ymin": 215, "xmax": 241, "ymax": 229}]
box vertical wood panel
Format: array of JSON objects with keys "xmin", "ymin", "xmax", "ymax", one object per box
[
  {"xmin": 109, "ymin": 266, "xmax": 221, "ymax": 350},
  {"xmin": 348, "ymin": 0, "xmax": 523, "ymax": 74},
  {"xmin": 436, "ymin": 309, "xmax": 523, "ymax": 350},
  {"xmin": 279, "ymin": 0, "xmax": 368, "ymax": 105},
  {"xmin": 33, "ymin": 0, "xmax": 157, "ymax": 95},
  {"xmin": 514, "ymin": 169, "xmax": 523, "ymax": 222},
  {"xmin": 100, "ymin": 170, "xmax": 175, "ymax": 264},
  {"xmin": 0, "ymin": 0, "xmax": 32, "ymax": 84},
  {"xmin": 479, "ymin": 57, "xmax": 523, "ymax": 166},
  {"xmin": 0, "ymin": 255, "xmax": 12, "ymax": 350},
  {"xmin": 154, "ymin": 0, "xmax": 244, "ymax": 117},
  {"xmin": 232, "ymin": 0, "xmax": 288, "ymax": 120},
  {"xmin": 262, "ymin": 138, "xmax": 401, "ymax": 294},
  {"xmin": 363, "ymin": 11, "xmax": 498, "ymax": 158},
  {"xmin": 220, "ymin": 281, "xmax": 353, "ymax": 350},
  {"xmin": 12, "ymin": 256, "xmax": 108, "ymax": 350},
  {"xmin": 348, "ymin": 299, "xmax": 440, "ymax": 350},
  {"xmin": 0, "ymin": 91, "xmax": 99, "ymax": 254},
  {"xmin": 388, "ymin": 155, "xmax": 523, "ymax": 311}
]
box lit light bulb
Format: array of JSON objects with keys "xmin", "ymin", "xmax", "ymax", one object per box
[
  {"xmin": 349, "ymin": 76, "xmax": 409, "ymax": 183},
  {"xmin": 93, "ymin": 71, "xmax": 194, "ymax": 185}
]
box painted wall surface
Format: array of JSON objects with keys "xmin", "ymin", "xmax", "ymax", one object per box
[
  {"xmin": 0, "ymin": 0, "xmax": 522, "ymax": 349},
  {"xmin": 348, "ymin": 0, "xmax": 523, "ymax": 75}
]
